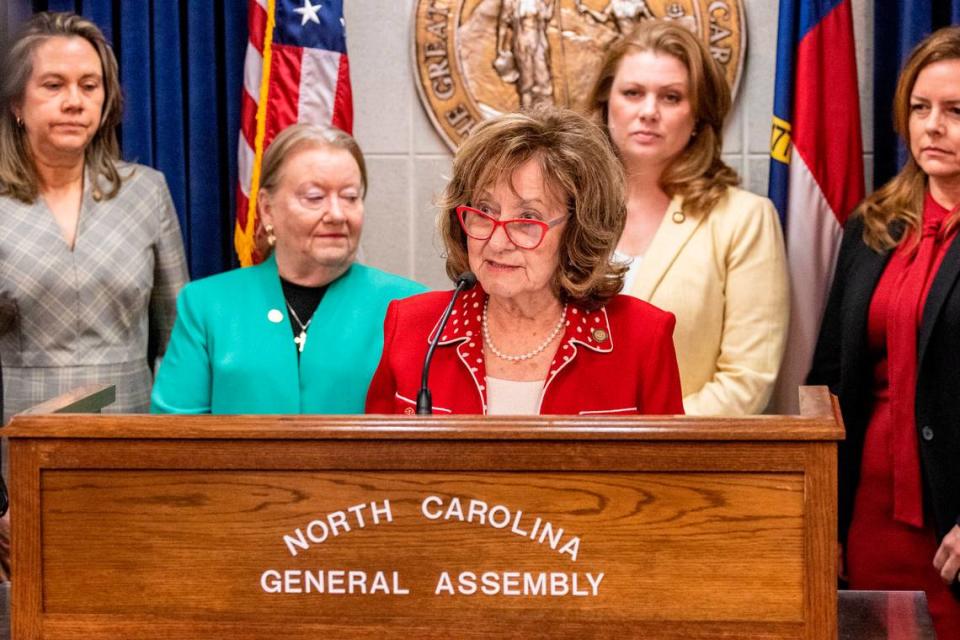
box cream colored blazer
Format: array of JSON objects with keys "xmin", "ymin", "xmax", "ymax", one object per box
[{"xmin": 627, "ymin": 187, "xmax": 790, "ymax": 416}]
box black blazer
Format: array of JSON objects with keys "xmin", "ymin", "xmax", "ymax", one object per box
[{"xmin": 808, "ymin": 215, "xmax": 960, "ymax": 546}]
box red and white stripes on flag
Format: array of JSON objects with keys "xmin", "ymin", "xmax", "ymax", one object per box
[{"xmin": 235, "ymin": 0, "xmax": 353, "ymax": 266}]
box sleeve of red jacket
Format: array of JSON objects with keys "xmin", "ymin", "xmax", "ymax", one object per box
[
  {"xmin": 640, "ymin": 311, "xmax": 685, "ymax": 415},
  {"xmin": 365, "ymin": 300, "xmax": 400, "ymax": 413}
]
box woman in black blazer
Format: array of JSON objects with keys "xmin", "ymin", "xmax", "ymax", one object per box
[{"xmin": 808, "ymin": 27, "xmax": 960, "ymax": 635}]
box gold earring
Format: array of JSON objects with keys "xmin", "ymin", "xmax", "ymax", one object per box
[
  {"xmin": 15, "ymin": 115, "xmax": 23, "ymax": 128},
  {"xmin": 265, "ymin": 224, "xmax": 276, "ymax": 247}
]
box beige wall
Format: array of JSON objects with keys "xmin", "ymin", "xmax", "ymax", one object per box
[{"xmin": 345, "ymin": 0, "xmax": 874, "ymax": 289}]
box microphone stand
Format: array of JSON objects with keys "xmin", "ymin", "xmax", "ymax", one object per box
[{"xmin": 416, "ymin": 272, "xmax": 476, "ymax": 414}]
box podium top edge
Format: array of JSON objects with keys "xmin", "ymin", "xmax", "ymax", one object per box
[{"xmin": 3, "ymin": 414, "xmax": 844, "ymax": 442}]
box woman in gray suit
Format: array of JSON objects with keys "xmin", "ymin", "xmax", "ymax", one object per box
[{"xmin": 0, "ymin": 12, "xmax": 188, "ymax": 421}]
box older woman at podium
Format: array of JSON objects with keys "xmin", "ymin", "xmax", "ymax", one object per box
[
  {"xmin": 365, "ymin": 107, "xmax": 683, "ymax": 416},
  {"xmin": 151, "ymin": 124, "xmax": 424, "ymax": 414}
]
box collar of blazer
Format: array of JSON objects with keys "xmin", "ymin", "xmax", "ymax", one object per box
[
  {"xmin": 628, "ymin": 194, "xmax": 706, "ymax": 301},
  {"xmin": 919, "ymin": 228, "xmax": 960, "ymax": 365},
  {"xmin": 840, "ymin": 216, "xmax": 960, "ymax": 372},
  {"xmin": 425, "ymin": 285, "xmax": 616, "ymax": 411},
  {"xmin": 426, "ymin": 286, "xmax": 614, "ymax": 353}
]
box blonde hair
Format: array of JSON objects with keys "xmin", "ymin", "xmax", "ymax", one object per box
[
  {"xmin": 857, "ymin": 26, "xmax": 960, "ymax": 252},
  {"xmin": 438, "ymin": 106, "xmax": 627, "ymax": 310},
  {"xmin": 585, "ymin": 19, "xmax": 739, "ymax": 218},
  {"xmin": 0, "ymin": 12, "xmax": 124, "ymax": 203},
  {"xmin": 255, "ymin": 123, "xmax": 367, "ymax": 257}
]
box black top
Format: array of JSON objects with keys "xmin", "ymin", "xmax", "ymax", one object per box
[{"xmin": 279, "ymin": 277, "xmax": 327, "ymax": 340}]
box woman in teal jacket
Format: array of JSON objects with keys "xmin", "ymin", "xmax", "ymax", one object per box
[{"xmin": 151, "ymin": 124, "xmax": 425, "ymax": 414}]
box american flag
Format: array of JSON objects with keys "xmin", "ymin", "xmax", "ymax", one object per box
[{"xmin": 235, "ymin": 0, "xmax": 354, "ymax": 266}]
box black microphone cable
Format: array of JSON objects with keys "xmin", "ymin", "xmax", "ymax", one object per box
[{"xmin": 416, "ymin": 272, "xmax": 476, "ymax": 414}]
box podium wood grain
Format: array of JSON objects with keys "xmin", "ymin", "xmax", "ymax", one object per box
[{"xmin": 6, "ymin": 388, "xmax": 842, "ymax": 639}]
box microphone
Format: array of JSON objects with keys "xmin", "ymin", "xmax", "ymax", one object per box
[{"xmin": 417, "ymin": 271, "xmax": 477, "ymax": 414}]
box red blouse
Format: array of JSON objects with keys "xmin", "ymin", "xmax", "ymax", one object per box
[{"xmin": 867, "ymin": 191, "xmax": 958, "ymax": 526}]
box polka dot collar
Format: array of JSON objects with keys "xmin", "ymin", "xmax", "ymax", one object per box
[
  {"xmin": 426, "ymin": 286, "xmax": 614, "ymax": 353},
  {"xmin": 424, "ymin": 286, "xmax": 615, "ymax": 412}
]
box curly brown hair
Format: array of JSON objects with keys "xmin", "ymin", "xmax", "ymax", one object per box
[
  {"xmin": 0, "ymin": 12, "xmax": 124, "ymax": 203},
  {"xmin": 584, "ymin": 19, "xmax": 739, "ymax": 218},
  {"xmin": 438, "ymin": 106, "xmax": 627, "ymax": 310}
]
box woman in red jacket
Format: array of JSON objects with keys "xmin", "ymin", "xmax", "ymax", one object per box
[{"xmin": 366, "ymin": 107, "xmax": 683, "ymax": 416}]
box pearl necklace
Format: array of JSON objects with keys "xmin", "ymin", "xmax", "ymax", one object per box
[{"xmin": 482, "ymin": 298, "xmax": 567, "ymax": 362}]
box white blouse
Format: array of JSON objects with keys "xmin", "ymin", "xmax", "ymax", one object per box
[
  {"xmin": 485, "ymin": 376, "xmax": 545, "ymax": 415},
  {"xmin": 613, "ymin": 250, "xmax": 644, "ymax": 293}
]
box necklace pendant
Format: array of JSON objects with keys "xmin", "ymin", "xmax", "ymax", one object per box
[{"xmin": 294, "ymin": 330, "xmax": 307, "ymax": 353}]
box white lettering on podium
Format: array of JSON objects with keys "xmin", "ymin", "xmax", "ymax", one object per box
[
  {"xmin": 488, "ymin": 505, "xmax": 510, "ymax": 528},
  {"xmin": 481, "ymin": 571, "xmax": 500, "ymax": 595},
  {"xmin": 284, "ymin": 500, "xmax": 393, "ymax": 556},
  {"xmin": 586, "ymin": 572, "xmax": 604, "ymax": 594},
  {"xmin": 306, "ymin": 519, "xmax": 329, "ymax": 543},
  {"xmin": 284, "ymin": 570, "xmax": 302, "ymax": 593},
  {"xmin": 327, "ymin": 511, "xmax": 349, "ymax": 537},
  {"xmin": 261, "ymin": 569, "xmax": 409, "ymax": 595},
  {"xmin": 327, "ymin": 570, "xmax": 345, "ymax": 594},
  {"xmin": 421, "ymin": 495, "xmax": 443, "ymax": 519},
  {"xmin": 540, "ymin": 522, "xmax": 562, "ymax": 549},
  {"xmin": 467, "ymin": 499, "xmax": 486, "ymax": 523},
  {"xmin": 305, "ymin": 571, "xmax": 323, "ymax": 593},
  {"xmin": 347, "ymin": 503, "xmax": 367, "ymax": 527},
  {"xmin": 433, "ymin": 571, "xmax": 604, "ymax": 596},
  {"xmin": 435, "ymin": 570, "xmax": 454, "ymax": 594},
  {"xmin": 261, "ymin": 569, "xmax": 281, "ymax": 592},
  {"xmin": 558, "ymin": 537, "xmax": 580, "ymax": 559},
  {"xmin": 419, "ymin": 496, "xmax": 581, "ymax": 561},
  {"xmin": 502, "ymin": 571, "xmax": 520, "ymax": 595},
  {"xmin": 370, "ymin": 500, "xmax": 393, "ymax": 524},
  {"xmin": 525, "ymin": 572, "xmax": 546, "ymax": 595},
  {"xmin": 370, "ymin": 571, "xmax": 389, "ymax": 594}
]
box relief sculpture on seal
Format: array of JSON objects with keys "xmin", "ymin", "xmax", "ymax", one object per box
[{"xmin": 413, "ymin": 0, "xmax": 746, "ymax": 150}]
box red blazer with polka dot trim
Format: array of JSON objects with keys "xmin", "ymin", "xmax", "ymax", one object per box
[{"xmin": 365, "ymin": 287, "xmax": 684, "ymax": 416}]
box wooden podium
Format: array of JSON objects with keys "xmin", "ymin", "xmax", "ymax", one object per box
[{"xmin": 5, "ymin": 387, "xmax": 843, "ymax": 639}]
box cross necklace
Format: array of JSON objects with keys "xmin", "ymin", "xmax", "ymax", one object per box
[{"xmin": 286, "ymin": 303, "xmax": 313, "ymax": 353}]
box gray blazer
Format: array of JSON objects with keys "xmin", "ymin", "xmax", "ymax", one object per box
[{"xmin": 0, "ymin": 163, "xmax": 188, "ymax": 420}]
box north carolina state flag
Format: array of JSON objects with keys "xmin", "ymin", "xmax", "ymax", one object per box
[{"xmin": 768, "ymin": 0, "xmax": 864, "ymax": 413}]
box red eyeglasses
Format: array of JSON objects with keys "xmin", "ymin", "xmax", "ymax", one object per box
[{"xmin": 455, "ymin": 205, "xmax": 566, "ymax": 250}]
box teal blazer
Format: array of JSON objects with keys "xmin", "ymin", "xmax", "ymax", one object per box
[{"xmin": 150, "ymin": 257, "xmax": 425, "ymax": 414}]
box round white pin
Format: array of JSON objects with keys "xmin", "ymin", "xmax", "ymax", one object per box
[{"xmin": 267, "ymin": 309, "xmax": 284, "ymax": 323}]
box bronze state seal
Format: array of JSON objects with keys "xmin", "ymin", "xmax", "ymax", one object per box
[{"xmin": 413, "ymin": 0, "xmax": 746, "ymax": 150}]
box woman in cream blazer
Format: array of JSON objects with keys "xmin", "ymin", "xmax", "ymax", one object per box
[
  {"xmin": 629, "ymin": 189, "xmax": 788, "ymax": 415},
  {"xmin": 586, "ymin": 20, "xmax": 789, "ymax": 415}
]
